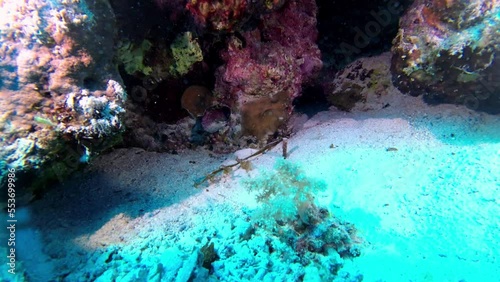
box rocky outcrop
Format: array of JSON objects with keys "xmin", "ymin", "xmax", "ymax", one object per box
[
  {"xmin": 391, "ymin": 0, "xmax": 500, "ymax": 113},
  {"xmin": 0, "ymin": 0, "xmax": 126, "ymax": 194},
  {"xmin": 326, "ymin": 53, "xmax": 394, "ymax": 112}
]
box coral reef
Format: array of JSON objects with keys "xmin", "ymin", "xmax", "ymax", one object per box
[
  {"xmin": 110, "ymin": 0, "xmax": 323, "ymax": 150},
  {"xmin": 185, "ymin": 0, "xmax": 291, "ymax": 32},
  {"xmin": 185, "ymin": 0, "xmax": 290, "ymax": 32},
  {"xmin": 391, "ymin": 0, "xmax": 500, "ymax": 113},
  {"xmin": 109, "ymin": 0, "xmax": 216, "ymax": 152},
  {"xmin": 0, "ymin": 0, "xmax": 126, "ymax": 193},
  {"xmin": 214, "ymin": 0, "xmax": 322, "ymax": 140}
]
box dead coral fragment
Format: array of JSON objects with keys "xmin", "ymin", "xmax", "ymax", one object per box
[{"xmin": 194, "ymin": 138, "xmax": 283, "ymax": 187}]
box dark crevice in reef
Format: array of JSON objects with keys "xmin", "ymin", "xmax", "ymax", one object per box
[
  {"xmin": 316, "ymin": 0, "xmax": 414, "ymax": 71},
  {"xmin": 293, "ymin": 85, "xmax": 330, "ymax": 117},
  {"xmin": 109, "ymin": 0, "xmax": 185, "ymax": 44},
  {"xmin": 110, "ymin": 1, "xmax": 234, "ymax": 126}
]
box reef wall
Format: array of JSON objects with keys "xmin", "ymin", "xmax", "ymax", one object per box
[{"xmin": 0, "ymin": 0, "xmax": 126, "ymax": 196}]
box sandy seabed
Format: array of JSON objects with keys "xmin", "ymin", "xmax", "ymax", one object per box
[{"xmin": 3, "ymin": 89, "xmax": 500, "ymax": 281}]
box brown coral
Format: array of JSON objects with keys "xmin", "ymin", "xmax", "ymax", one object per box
[
  {"xmin": 240, "ymin": 91, "xmax": 290, "ymax": 140},
  {"xmin": 181, "ymin": 85, "xmax": 213, "ymax": 117}
]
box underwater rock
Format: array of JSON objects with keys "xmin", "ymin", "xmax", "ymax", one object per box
[
  {"xmin": 326, "ymin": 52, "xmax": 394, "ymax": 111},
  {"xmin": 214, "ymin": 0, "xmax": 322, "ymax": 140},
  {"xmin": 201, "ymin": 241, "xmax": 220, "ymax": 270},
  {"xmin": 391, "ymin": 0, "xmax": 500, "ymax": 113},
  {"xmin": 201, "ymin": 106, "xmax": 231, "ymax": 134},
  {"xmin": 0, "ymin": 0, "xmax": 126, "ymax": 193}
]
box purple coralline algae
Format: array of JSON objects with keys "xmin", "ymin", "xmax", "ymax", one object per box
[
  {"xmin": 0, "ymin": 0, "xmax": 126, "ymax": 193},
  {"xmin": 391, "ymin": 0, "xmax": 500, "ymax": 113},
  {"xmin": 201, "ymin": 106, "xmax": 231, "ymax": 134}
]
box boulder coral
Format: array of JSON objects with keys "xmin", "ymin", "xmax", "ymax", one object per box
[
  {"xmin": 0, "ymin": 0, "xmax": 126, "ymax": 193},
  {"xmin": 391, "ymin": 0, "xmax": 500, "ymax": 113},
  {"xmin": 214, "ymin": 0, "xmax": 322, "ymax": 140}
]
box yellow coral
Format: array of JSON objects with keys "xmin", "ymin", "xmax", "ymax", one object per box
[
  {"xmin": 170, "ymin": 32, "xmax": 203, "ymax": 76},
  {"xmin": 116, "ymin": 40, "xmax": 153, "ymax": 75}
]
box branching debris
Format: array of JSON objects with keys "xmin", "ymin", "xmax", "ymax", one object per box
[{"xmin": 194, "ymin": 138, "xmax": 285, "ymax": 188}]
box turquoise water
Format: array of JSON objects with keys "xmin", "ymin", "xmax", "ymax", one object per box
[{"xmin": 2, "ymin": 100, "xmax": 499, "ymax": 281}]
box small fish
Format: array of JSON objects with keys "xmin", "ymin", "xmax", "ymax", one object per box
[
  {"xmin": 386, "ymin": 147, "xmax": 398, "ymax": 152},
  {"xmin": 34, "ymin": 116, "xmax": 56, "ymax": 127}
]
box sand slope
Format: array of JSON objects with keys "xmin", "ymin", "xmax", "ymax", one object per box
[{"xmin": 4, "ymin": 90, "xmax": 500, "ymax": 281}]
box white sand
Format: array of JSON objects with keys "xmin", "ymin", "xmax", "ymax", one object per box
[{"xmin": 5, "ymin": 89, "xmax": 500, "ymax": 281}]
